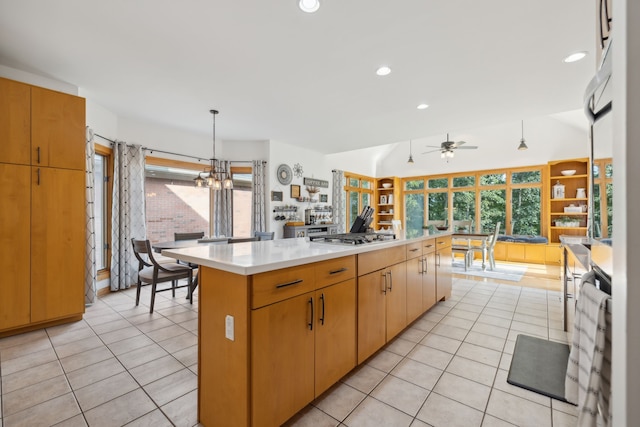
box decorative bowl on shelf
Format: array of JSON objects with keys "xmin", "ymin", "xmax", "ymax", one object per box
[
  {"xmin": 382, "ymin": 183, "xmax": 392, "ymax": 188},
  {"xmin": 436, "ymin": 226, "xmax": 449, "ymax": 231},
  {"xmin": 560, "ymin": 170, "xmax": 576, "ymax": 176}
]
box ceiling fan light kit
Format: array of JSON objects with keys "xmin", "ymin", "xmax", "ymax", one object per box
[{"xmin": 422, "ymin": 133, "xmax": 478, "ymax": 160}]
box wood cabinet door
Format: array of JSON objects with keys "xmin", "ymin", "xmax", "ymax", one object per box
[
  {"xmin": 0, "ymin": 164, "xmax": 31, "ymax": 330},
  {"xmin": 251, "ymin": 292, "xmax": 315, "ymax": 427},
  {"xmin": 31, "ymin": 167, "xmax": 85, "ymax": 323},
  {"xmin": 385, "ymin": 262, "xmax": 407, "ymax": 341},
  {"xmin": 0, "ymin": 78, "xmax": 31, "ymax": 165},
  {"xmin": 31, "ymin": 87, "xmax": 85, "ymax": 170},
  {"xmin": 422, "ymin": 253, "xmax": 437, "ymax": 311},
  {"xmin": 436, "ymin": 245, "xmax": 452, "ymax": 301},
  {"xmin": 357, "ymin": 270, "xmax": 387, "ymax": 364},
  {"xmin": 314, "ymin": 279, "xmax": 357, "ymax": 396},
  {"xmin": 406, "ymin": 257, "xmax": 423, "ymax": 323}
]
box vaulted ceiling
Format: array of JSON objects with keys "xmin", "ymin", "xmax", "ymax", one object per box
[{"xmin": 0, "ymin": 0, "xmax": 595, "ymax": 154}]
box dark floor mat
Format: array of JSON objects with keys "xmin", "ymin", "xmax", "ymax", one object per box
[{"xmin": 507, "ymin": 334, "xmax": 572, "ymax": 402}]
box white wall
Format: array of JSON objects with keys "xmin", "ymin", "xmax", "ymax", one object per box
[
  {"xmin": 268, "ymin": 140, "xmax": 332, "ymax": 238},
  {"xmin": 376, "ymin": 114, "xmax": 591, "ymax": 177},
  {"xmin": 0, "ymin": 64, "xmax": 78, "ymax": 95}
]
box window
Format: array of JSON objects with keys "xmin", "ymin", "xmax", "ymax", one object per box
[
  {"xmin": 511, "ymin": 187, "xmax": 541, "ymax": 235},
  {"xmin": 404, "ymin": 193, "xmax": 425, "ymax": 238},
  {"xmin": 344, "ymin": 172, "xmax": 374, "ymax": 232},
  {"xmin": 402, "ymin": 166, "xmax": 543, "ymax": 237},
  {"xmin": 145, "ymin": 159, "xmax": 211, "ymax": 243},
  {"xmin": 231, "ymin": 168, "xmax": 252, "ymax": 237},
  {"xmin": 480, "ymin": 189, "xmax": 506, "ymax": 233},
  {"xmin": 593, "ymin": 159, "xmax": 613, "ymax": 238},
  {"xmin": 94, "ymin": 147, "xmax": 112, "ymax": 275}
]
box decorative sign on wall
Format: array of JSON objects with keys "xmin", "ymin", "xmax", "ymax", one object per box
[{"xmin": 303, "ymin": 177, "xmax": 329, "ymax": 188}]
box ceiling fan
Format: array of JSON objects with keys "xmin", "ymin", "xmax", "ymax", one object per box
[{"xmin": 422, "ymin": 134, "xmax": 478, "ymax": 159}]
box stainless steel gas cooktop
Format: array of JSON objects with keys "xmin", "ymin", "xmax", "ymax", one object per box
[{"xmin": 309, "ymin": 232, "xmax": 396, "ymax": 245}]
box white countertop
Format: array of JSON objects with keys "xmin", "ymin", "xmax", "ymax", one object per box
[{"xmin": 163, "ymin": 231, "xmax": 449, "ymax": 275}]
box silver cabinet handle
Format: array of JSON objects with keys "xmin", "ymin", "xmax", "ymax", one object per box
[
  {"xmin": 381, "ymin": 271, "xmax": 387, "ymax": 294},
  {"xmin": 387, "ymin": 271, "xmax": 393, "ymax": 292}
]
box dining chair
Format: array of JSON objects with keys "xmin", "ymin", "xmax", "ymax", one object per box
[
  {"xmin": 174, "ymin": 231, "xmax": 205, "ymax": 241},
  {"xmin": 131, "ymin": 238, "xmax": 195, "ymax": 313},
  {"xmin": 469, "ymin": 222, "xmax": 501, "ymax": 271},
  {"xmin": 229, "ymin": 236, "xmax": 260, "ymax": 243},
  {"xmin": 254, "ymin": 231, "xmax": 275, "ymax": 241},
  {"xmin": 451, "ymin": 239, "xmax": 473, "ymax": 271}
]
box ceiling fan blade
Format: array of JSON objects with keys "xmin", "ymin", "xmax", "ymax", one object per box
[
  {"xmin": 453, "ymin": 140, "xmax": 467, "ymax": 147},
  {"xmin": 421, "ymin": 149, "xmax": 442, "ymax": 154},
  {"xmin": 423, "ymin": 145, "xmax": 442, "ymax": 149},
  {"xmin": 456, "ymin": 146, "xmax": 478, "ymax": 150}
]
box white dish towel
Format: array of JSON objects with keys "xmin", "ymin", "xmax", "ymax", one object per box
[{"xmin": 565, "ymin": 271, "xmax": 612, "ymax": 427}]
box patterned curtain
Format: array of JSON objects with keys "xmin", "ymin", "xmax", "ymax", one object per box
[
  {"xmin": 212, "ymin": 160, "xmax": 233, "ymax": 237},
  {"xmin": 110, "ymin": 141, "xmax": 147, "ymax": 291},
  {"xmin": 332, "ymin": 170, "xmax": 346, "ymax": 232},
  {"xmin": 84, "ymin": 127, "xmax": 97, "ymax": 304},
  {"xmin": 251, "ymin": 160, "xmax": 267, "ymax": 234}
]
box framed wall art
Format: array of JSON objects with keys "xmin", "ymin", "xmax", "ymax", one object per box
[
  {"xmin": 271, "ymin": 191, "xmax": 283, "ymax": 202},
  {"xmin": 290, "ymin": 184, "xmax": 301, "ymax": 198},
  {"xmin": 320, "ymin": 194, "xmax": 328, "ymax": 203}
]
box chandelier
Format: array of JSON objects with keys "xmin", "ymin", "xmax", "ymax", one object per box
[{"xmin": 194, "ymin": 109, "xmax": 233, "ymax": 190}]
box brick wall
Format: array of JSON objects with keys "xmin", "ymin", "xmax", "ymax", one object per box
[{"xmin": 145, "ymin": 177, "xmax": 210, "ymax": 244}]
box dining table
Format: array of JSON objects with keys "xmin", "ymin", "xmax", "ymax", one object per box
[
  {"xmin": 452, "ymin": 232, "xmax": 491, "ymax": 270},
  {"xmin": 152, "ymin": 237, "xmax": 230, "ymax": 253},
  {"xmin": 152, "ymin": 237, "xmax": 229, "ymax": 295}
]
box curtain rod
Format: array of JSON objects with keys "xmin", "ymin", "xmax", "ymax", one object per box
[{"xmin": 94, "ymin": 133, "xmax": 265, "ymax": 164}]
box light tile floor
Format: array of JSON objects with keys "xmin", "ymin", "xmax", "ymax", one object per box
[{"xmin": 0, "ymin": 268, "xmax": 577, "ymax": 427}]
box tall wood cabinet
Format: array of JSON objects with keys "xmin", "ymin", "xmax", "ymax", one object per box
[{"xmin": 0, "ymin": 77, "xmax": 85, "ymax": 334}]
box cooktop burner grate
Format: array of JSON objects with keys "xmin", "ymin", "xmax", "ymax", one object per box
[{"xmin": 309, "ymin": 232, "xmax": 396, "ymax": 245}]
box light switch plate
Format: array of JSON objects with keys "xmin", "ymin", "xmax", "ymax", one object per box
[{"xmin": 225, "ymin": 315, "xmax": 235, "ymax": 341}]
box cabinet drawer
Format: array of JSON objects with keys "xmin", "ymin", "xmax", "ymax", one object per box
[
  {"xmin": 435, "ymin": 235, "xmax": 452, "ymax": 249},
  {"xmin": 315, "ymin": 256, "xmax": 356, "ymax": 289},
  {"xmin": 422, "ymin": 238, "xmax": 436, "ymax": 254},
  {"xmin": 252, "ymin": 264, "xmax": 316, "ymax": 309},
  {"xmin": 405, "ymin": 242, "xmax": 422, "ymax": 260},
  {"xmin": 358, "ymin": 246, "xmax": 406, "ymax": 276}
]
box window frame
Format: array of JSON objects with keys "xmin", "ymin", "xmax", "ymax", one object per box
[
  {"xmin": 344, "ymin": 172, "xmax": 375, "ymax": 233},
  {"xmin": 95, "ymin": 144, "xmax": 113, "ymax": 282},
  {"xmin": 402, "ymin": 165, "xmax": 545, "ymax": 236}
]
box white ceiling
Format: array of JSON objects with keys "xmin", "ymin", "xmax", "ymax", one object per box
[{"xmin": 0, "ymin": 0, "xmax": 596, "ymax": 154}]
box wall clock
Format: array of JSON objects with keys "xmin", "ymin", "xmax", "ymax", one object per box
[{"xmin": 277, "ymin": 164, "xmax": 293, "ymax": 185}]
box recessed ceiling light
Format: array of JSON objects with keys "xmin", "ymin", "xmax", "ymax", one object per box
[
  {"xmin": 298, "ymin": 0, "xmax": 320, "ymax": 13},
  {"xmin": 376, "ymin": 66, "xmax": 391, "ymax": 76},
  {"xmin": 417, "ymin": 104, "xmax": 429, "ymax": 110},
  {"xmin": 563, "ymin": 51, "xmax": 587, "ymax": 63}
]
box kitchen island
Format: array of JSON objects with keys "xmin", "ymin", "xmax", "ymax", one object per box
[{"xmin": 164, "ymin": 231, "xmax": 452, "ymax": 427}]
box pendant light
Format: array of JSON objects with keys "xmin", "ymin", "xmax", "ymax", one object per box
[
  {"xmin": 407, "ymin": 140, "xmax": 414, "ymax": 163},
  {"xmin": 195, "ymin": 110, "xmax": 233, "ymax": 189},
  {"xmin": 518, "ymin": 120, "xmax": 528, "ymax": 151}
]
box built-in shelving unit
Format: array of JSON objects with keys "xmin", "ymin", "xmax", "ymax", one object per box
[
  {"xmin": 547, "ymin": 158, "xmax": 590, "ymax": 243},
  {"xmin": 374, "ymin": 177, "xmax": 401, "ymax": 231}
]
